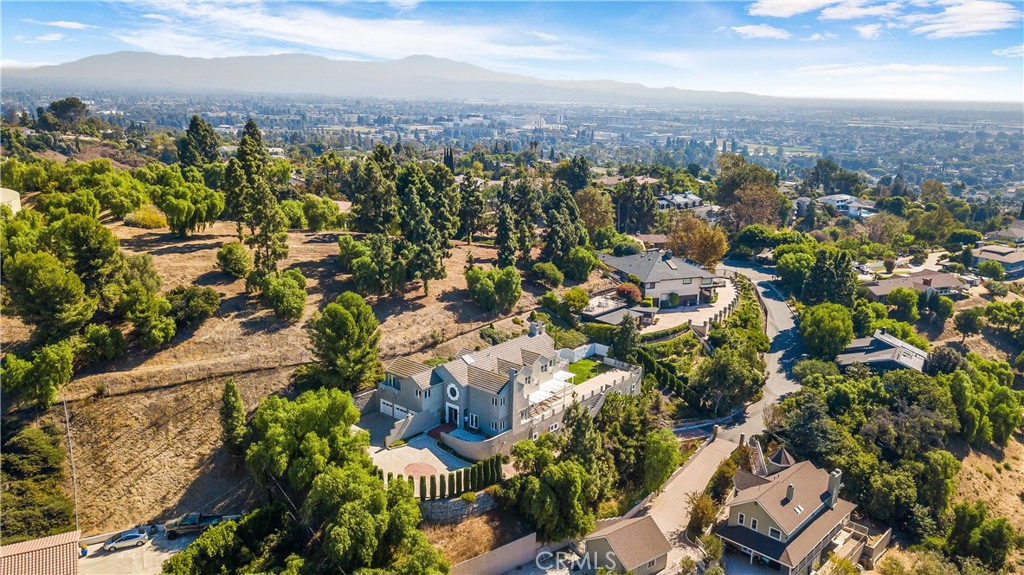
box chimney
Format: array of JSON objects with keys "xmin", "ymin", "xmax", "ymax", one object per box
[
  {"xmin": 662, "ymin": 249, "xmax": 673, "ymax": 260},
  {"xmin": 828, "ymin": 470, "xmax": 842, "ymax": 509},
  {"xmin": 786, "ymin": 483, "xmax": 794, "ymax": 502},
  {"xmin": 878, "ymin": 326, "xmax": 887, "ymax": 336},
  {"xmin": 528, "ymin": 321, "xmax": 545, "ymax": 337}
]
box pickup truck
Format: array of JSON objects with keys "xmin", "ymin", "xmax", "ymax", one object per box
[{"xmin": 163, "ymin": 512, "xmax": 241, "ymax": 539}]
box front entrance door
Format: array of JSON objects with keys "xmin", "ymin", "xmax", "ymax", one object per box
[{"xmin": 446, "ymin": 403, "xmax": 460, "ymax": 427}]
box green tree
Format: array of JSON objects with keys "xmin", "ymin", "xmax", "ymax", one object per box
[
  {"xmin": 150, "ymin": 167, "xmax": 224, "ymax": 236},
  {"xmin": 562, "ymin": 287, "xmax": 590, "ymax": 317},
  {"xmin": 562, "ymin": 246, "xmax": 598, "ymax": 282},
  {"xmin": 465, "ymin": 266, "xmax": 522, "ymax": 314},
  {"xmin": 4, "ymin": 250, "xmax": 97, "ymax": 340},
  {"xmin": 219, "ymin": 379, "xmax": 247, "ymax": 456},
  {"xmin": 121, "ymin": 281, "xmax": 177, "ymax": 347},
  {"xmin": 457, "ymin": 177, "xmax": 487, "ymax": 243},
  {"xmin": 935, "ymin": 296, "xmax": 955, "ymax": 323},
  {"xmin": 167, "ymin": 285, "xmax": 220, "ymax": 329},
  {"xmin": 262, "ymin": 269, "xmax": 307, "ymax": 321},
  {"xmin": 41, "ymin": 213, "xmax": 123, "ymax": 301},
  {"xmin": 352, "ymin": 158, "xmax": 399, "ymax": 234},
  {"xmin": 425, "ymin": 163, "xmax": 461, "ymax": 245},
  {"xmin": 800, "ymin": 303, "xmax": 854, "ymax": 359},
  {"xmin": 216, "ymin": 241, "xmax": 253, "ymax": 278},
  {"xmin": 886, "ymin": 287, "xmax": 920, "ymax": 323},
  {"xmin": 917, "ymin": 450, "xmax": 960, "ymax": 515},
  {"xmin": 641, "ymin": 428, "xmax": 681, "ymax": 494},
  {"xmin": 574, "ymin": 187, "xmax": 614, "ymax": 238},
  {"xmin": 1, "ymin": 341, "xmax": 74, "ymax": 408},
  {"xmin": 307, "ymin": 292, "xmax": 383, "ymax": 391},
  {"xmin": 945, "ymin": 500, "xmax": 1014, "ymax": 570},
  {"xmin": 301, "ymin": 463, "xmax": 389, "ymax": 571},
  {"xmin": 302, "ymin": 194, "xmax": 339, "ymax": 232},
  {"xmin": 954, "ymin": 307, "xmax": 986, "ymax": 343},
  {"xmin": 612, "ymin": 315, "xmax": 639, "ymax": 360},
  {"xmin": 801, "ymin": 249, "xmax": 856, "ymax": 307},
  {"xmin": 495, "ymin": 203, "xmax": 518, "ymax": 268},
  {"xmin": 245, "ymin": 179, "xmax": 289, "ymax": 273},
  {"xmin": 177, "ymin": 115, "xmax": 220, "ymax": 169},
  {"xmin": 552, "ymin": 155, "xmax": 590, "ymax": 192},
  {"xmin": 246, "ymin": 387, "xmax": 369, "ymax": 491},
  {"xmin": 977, "ymin": 260, "xmax": 1005, "ymax": 280}
]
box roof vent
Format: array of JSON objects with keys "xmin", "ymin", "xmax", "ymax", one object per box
[
  {"xmin": 662, "ymin": 249, "xmax": 673, "ymax": 260},
  {"xmin": 795, "ymin": 505, "xmax": 804, "ymax": 515}
]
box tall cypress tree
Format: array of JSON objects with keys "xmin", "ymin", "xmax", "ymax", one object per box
[
  {"xmin": 178, "ymin": 115, "xmax": 220, "ymax": 169},
  {"xmin": 219, "ymin": 379, "xmax": 246, "ymax": 456},
  {"xmin": 495, "ymin": 203, "xmax": 518, "ymax": 268}
]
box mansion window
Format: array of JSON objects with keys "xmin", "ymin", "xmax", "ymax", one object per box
[{"xmin": 468, "ymin": 414, "xmax": 479, "ymax": 429}]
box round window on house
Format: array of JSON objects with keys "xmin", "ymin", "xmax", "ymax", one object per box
[{"xmin": 447, "ymin": 384, "xmax": 459, "ymax": 401}]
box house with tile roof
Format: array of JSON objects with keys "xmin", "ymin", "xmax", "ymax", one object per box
[
  {"xmin": 714, "ymin": 462, "xmax": 859, "ymax": 575},
  {"xmin": 835, "ymin": 328, "xmax": 927, "ymax": 373},
  {"xmin": 599, "ymin": 250, "xmax": 723, "ymax": 307},
  {"xmin": 862, "ymin": 269, "xmax": 966, "ymax": 302},
  {"xmin": 0, "ymin": 530, "xmax": 80, "ymax": 575},
  {"xmin": 375, "ymin": 322, "xmax": 642, "ymax": 460},
  {"xmin": 582, "ymin": 516, "xmax": 672, "ymax": 574}
]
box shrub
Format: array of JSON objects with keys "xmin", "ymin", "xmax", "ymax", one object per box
[
  {"xmin": 562, "ymin": 246, "xmax": 598, "ymax": 281},
  {"xmin": 641, "ymin": 296, "xmax": 654, "ymax": 307},
  {"xmin": 669, "ymin": 292, "xmax": 680, "ymax": 307},
  {"xmin": 529, "ymin": 262, "xmax": 563, "ymax": 288},
  {"xmin": 262, "ymin": 269, "xmax": 307, "ymax": 321},
  {"xmin": 217, "ymin": 242, "xmax": 253, "ymax": 279},
  {"xmin": 977, "ymin": 260, "xmax": 1005, "ymax": 280},
  {"xmin": 303, "ymin": 194, "xmax": 340, "ymax": 232},
  {"xmin": 76, "ymin": 324, "xmax": 126, "ymax": 366},
  {"xmin": 984, "ymin": 280, "xmax": 1009, "ymax": 297},
  {"xmin": 123, "ymin": 204, "xmax": 167, "ymax": 229},
  {"xmin": 460, "ymin": 491, "xmax": 476, "ymax": 504},
  {"xmin": 167, "ymin": 285, "xmax": 220, "ymax": 329},
  {"xmin": 337, "ymin": 235, "xmax": 369, "ymax": 272},
  {"xmin": 615, "ymin": 283, "xmax": 642, "ymax": 305},
  {"xmin": 465, "ymin": 265, "xmax": 522, "ymax": 314},
  {"xmin": 792, "ymin": 358, "xmax": 839, "ymax": 382},
  {"xmin": 279, "ymin": 199, "xmax": 307, "ymax": 229}
]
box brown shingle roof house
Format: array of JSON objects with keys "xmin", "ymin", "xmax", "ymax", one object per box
[
  {"xmin": 714, "ymin": 461, "xmax": 858, "ymax": 575},
  {"xmin": 584, "ymin": 516, "xmax": 672, "ymax": 574},
  {"xmin": 0, "ymin": 530, "xmax": 81, "ymax": 575}
]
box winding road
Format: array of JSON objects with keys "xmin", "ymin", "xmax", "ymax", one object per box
[{"xmin": 716, "ymin": 261, "xmax": 804, "ymax": 443}]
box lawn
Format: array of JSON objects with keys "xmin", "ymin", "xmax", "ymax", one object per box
[{"xmin": 566, "ymin": 358, "xmax": 611, "ymax": 384}]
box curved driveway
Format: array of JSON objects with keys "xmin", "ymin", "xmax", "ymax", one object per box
[{"xmin": 716, "ymin": 261, "xmax": 804, "ymax": 443}]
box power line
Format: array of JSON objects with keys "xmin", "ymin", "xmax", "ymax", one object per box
[{"xmin": 60, "ymin": 390, "xmax": 80, "ymax": 532}]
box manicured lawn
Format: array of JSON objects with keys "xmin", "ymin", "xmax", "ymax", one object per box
[{"xmin": 566, "ymin": 358, "xmax": 611, "ymax": 384}]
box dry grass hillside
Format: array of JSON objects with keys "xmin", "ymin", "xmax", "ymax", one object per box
[{"xmin": 2, "ymin": 219, "xmax": 609, "ymax": 534}]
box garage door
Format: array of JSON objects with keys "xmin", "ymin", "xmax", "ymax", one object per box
[
  {"xmin": 380, "ymin": 399, "xmax": 394, "ymax": 417},
  {"xmin": 394, "ymin": 404, "xmax": 409, "ymax": 419}
]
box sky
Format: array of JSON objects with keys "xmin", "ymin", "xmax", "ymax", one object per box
[{"xmin": 2, "ymin": 0, "xmax": 1023, "ymax": 102}]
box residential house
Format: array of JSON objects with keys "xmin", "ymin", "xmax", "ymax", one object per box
[
  {"xmin": 794, "ymin": 197, "xmax": 812, "ymax": 217},
  {"xmin": 0, "ymin": 530, "xmax": 81, "ymax": 575},
  {"xmin": 973, "ymin": 244, "xmax": 1024, "ymax": 278},
  {"xmin": 583, "ymin": 516, "xmax": 671, "ymax": 575},
  {"xmin": 599, "ymin": 250, "xmax": 724, "ymax": 307},
  {"xmin": 989, "ymin": 221, "xmax": 1024, "ymax": 246},
  {"xmin": 817, "ymin": 194, "xmax": 876, "ymax": 219},
  {"xmin": 374, "ymin": 323, "xmax": 642, "ymax": 460},
  {"xmin": 1, "ymin": 188, "xmax": 21, "ymax": 215},
  {"xmin": 835, "ymin": 328, "xmax": 927, "ymax": 373},
  {"xmin": 631, "ymin": 234, "xmax": 669, "ymax": 249},
  {"xmin": 656, "ymin": 192, "xmax": 702, "ymax": 210},
  {"xmin": 862, "ymin": 269, "xmax": 965, "ymax": 302},
  {"xmin": 714, "ymin": 462, "xmax": 857, "ymax": 575}
]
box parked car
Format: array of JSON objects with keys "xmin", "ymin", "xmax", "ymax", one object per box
[
  {"xmin": 163, "ymin": 512, "xmax": 241, "ymax": 539},
  {"xmin": 103, "ymin": 529, "xmax": 149, "ymax": 551}
]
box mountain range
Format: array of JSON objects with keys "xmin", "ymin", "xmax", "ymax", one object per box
[{"xmin": 3, "ymin": 52, "xmax": 1017, "ymax": 110}]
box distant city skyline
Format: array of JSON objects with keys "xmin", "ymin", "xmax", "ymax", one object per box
[{"xmin": 2, "ymin": 0, "xmax": 1023, "ymax": 102}]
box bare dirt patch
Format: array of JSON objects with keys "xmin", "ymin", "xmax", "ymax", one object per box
[
  {"xmin": 422, "ymin": 508, "xmax": 533, "ymax": 565},
  {"xmin": 953, "ymin": 433, "xmax": 1024, "ymax": 533}
]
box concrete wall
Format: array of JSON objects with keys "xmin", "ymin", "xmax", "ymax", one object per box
[
  {"xmin": 420, "ymin": 491, "xmax": 498, "ymax": 524},
  {"xmin": 451, "ymin": 532, "xmax": 541, "ymax": 575},
  {"xmin": 385, "ymin": 408, "xmax": 438, "ymax": 447}
]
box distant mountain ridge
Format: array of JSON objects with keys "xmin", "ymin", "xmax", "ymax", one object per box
[{"xmin": 3, "ymin": 52, "xmax": 1019, "ymax": 110}]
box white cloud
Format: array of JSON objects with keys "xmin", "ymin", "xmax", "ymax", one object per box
[
  {"xmin": 527, "ymin": 31, "xmax": 560, "ymax": 42},
  {"xmin": 748, "ymin": 1, "xmax": 839, "ymax": 18},
  {"xmin": 819, "ymin": 1, "xmax": 903, "ymax": 20},
  {"xmin": 111, "ymin": 2, "xmax": 592, "ymax": 66},
  {"xmin": 854, "ymin": 23, "xmax": 883, "ymax": 39},
  {"xmin": 729, "ymin": 24, "xmax": 793, "ymax": 40},
  {"xmin": 993, "ymin": 44, "xmax": 1024, "ymax": 57},
  {"xmin": 23, "ymin": 18, "xmax": 96, "ymax": 30},
  {"xmin": 906, "ymin": 1, "xmax": 1022, "ymax": 39},
  {"xmin": 794, "ymin": 63, "xmax": 1007, "ymax": 77},
  {"xmin": 803, "ymin": 32, "xmax": 838, "ymax": 41},
  {"xmin": 141, "ymin": 13, "xmax": 173, "ymax": 22},
  {"xmin": 2, "ymin": 58, "xmax": 54, "ymax": 69}
]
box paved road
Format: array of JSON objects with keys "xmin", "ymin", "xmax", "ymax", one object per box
[
  {"xmin": 80, "ymin": 532, "xmax": 193, "ymax": 575},
  {"xmin": 648, "ymin": 437, "xmax": 740, "ymax": 571},
  {"xmin": 716, "ymin": 261, "xmax": 804, "ymax": 443}
]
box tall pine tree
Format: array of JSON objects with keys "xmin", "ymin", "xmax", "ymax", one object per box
[
  {"xmin": 177, "ymin": 115, "xmax": 220, "ymax": 169},
  {"xmin": 495, "ymin": 203, "xmax": 518, "ymax": 269}
]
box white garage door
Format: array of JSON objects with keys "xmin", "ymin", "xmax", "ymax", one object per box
[
  {"xmin": 380, "ymin": 399, "xmax": 394, "ymax": 417},
  {"xmin": 394, "ymin": 404, "xmax": 409, "ymax": 419}
]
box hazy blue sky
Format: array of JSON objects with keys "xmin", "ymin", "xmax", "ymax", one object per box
[{"xmin": 3, "ymin": 1, "xmax": 1022, "ymax": 101}]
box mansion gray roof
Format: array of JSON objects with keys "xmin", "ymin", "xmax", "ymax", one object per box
[
  {"xmin": 434, "ymin": 332, "xmax": 558, "ymax": 394},
  {"xmin": 600, "ymin": 250, "xmax": 718, "ymax": 284}
]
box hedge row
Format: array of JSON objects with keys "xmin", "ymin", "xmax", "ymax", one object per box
[
  {"xmin": 638, "ymin": 320, "xmax": 692, "ymax": 343},
  {"xmin": 403, "ymin": 455, "xmax": 504, "ymax": 501},
  {"xmin": 635, "ymin": 348, "xmax": 691, "ymax": 399},
  {"xmin": 580, "ymin": 322, "xmax": 616, "ymax": 344}
]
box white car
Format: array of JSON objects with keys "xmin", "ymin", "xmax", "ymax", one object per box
[{"xmin": 102, "ymin": 529, "xmax": 149, "ymax": 551}]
